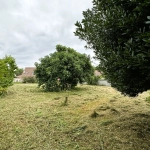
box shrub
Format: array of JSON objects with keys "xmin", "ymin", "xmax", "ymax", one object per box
[
  {"xmin": 34, "ymin": 45, "xmax": 94, "ymax": 92},
  {"xmin": 0, "ymin": 56, "xmax": 17, "ymax": 96},
  {"xmin": 87, "ymin": 76, "xmax": 100, "ymax": 85},
  {"xmin": 22, "ymin": 76, "xmax": 36, "ymax": 83}
]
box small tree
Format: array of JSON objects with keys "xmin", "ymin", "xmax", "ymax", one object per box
[
  {"xmin": 74, "ymin": 0, "xmax": 150, "ymax": 96},
  {"xmin": 34, "ymin": 45, "xmax": 94, "ymax": 91},
  {"xmin": 0, "ymin": 56, "xmax": 17, "ymax": 95},
  {"xmin": 15, "ymin": 68, "xmax": 23, "ymax": 76}
]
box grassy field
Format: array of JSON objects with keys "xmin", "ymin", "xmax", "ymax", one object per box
[{"xmin": 0, "ymin": 84, "xmax": 150, "ymax": 150}]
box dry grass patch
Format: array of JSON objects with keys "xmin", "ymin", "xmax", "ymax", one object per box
[{"xmin": 0, "ymin": 84, "xmax": 150, "ymax": 150}]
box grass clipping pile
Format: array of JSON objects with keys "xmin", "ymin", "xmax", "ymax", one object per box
[{"xmin": 0, "ymin": 84, "xmax": 150, "ymax": 150}]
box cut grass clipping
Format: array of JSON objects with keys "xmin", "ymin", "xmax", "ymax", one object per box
[{"xmin": 0, "ymin": 83, "xmax": 150, "ymax": 150}]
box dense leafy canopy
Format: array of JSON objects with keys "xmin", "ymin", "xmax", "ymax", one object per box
[
  {"xmin": 22, "ymin": 76, "xmax": 36, "ymax": 83},
  {"xmin": 15, "ymin": 68, "xmax": 23, "ymax": 76},
  {"xmin": 74, "ymin": 0, "xmax": 150, "ymax": 96},
  {"xmin": 34, "ymin": 45, "xmax": 94, "ymax": 91},
  {"xmin": 0, "ymin": 56, "xmax": 17, "ymax": 95}
]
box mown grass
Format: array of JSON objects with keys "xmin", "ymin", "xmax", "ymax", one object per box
[{"xmin": 0, "ymin": 84, "xmax": 150, "ymax": 150}]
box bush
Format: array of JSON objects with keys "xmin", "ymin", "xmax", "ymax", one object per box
[
  {"xmin": 87, "ymin": 76, "xmax": 100, "ymax": 85},
  {"xmin": 0, "ymin": 56, "xmax": 17, "ymax": 96},
  {"xmin": 22, "ymin": 76, "xmax": 36, "ymax": 83},
  {"xmin": 34, "ymin": 45, "xmax": 94, "ymax": 92}
]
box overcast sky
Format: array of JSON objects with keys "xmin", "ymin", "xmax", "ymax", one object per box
[{"xmin": 0, "ymin": 0, "xmax": 99, "ymax": 68}]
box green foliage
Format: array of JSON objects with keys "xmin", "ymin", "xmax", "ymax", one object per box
[
  {"xmin": 15, "ymin": 68, "xmax": 23, "ymax": 76},
  {"xmin": 0, "ymin": 87, "xmax": 7, "ymax": 97},
  {"xmin": 0, "ymin": 56, "xmax": 17, "ymax": 95},
  {"xmin": 145, "ymin": 92, "xmax": 150, "ymax": 102},
  {"xmin": 87, "ymin": 76, "xmax": 100, "ymax": 85},
  {"xmin": 34, "ymin": 45, "xmax": 94, "ymax": 92},
  {"xmin": 22, "ymin": 76, "xmax": 36, "ymax": 83},
  {"xmin": 145, "ymin": 96, "xmax": 150, "ymax": 102},
  {"xmin": 74, "ymin": 0, "xmax": 150, "ymax": 96}
]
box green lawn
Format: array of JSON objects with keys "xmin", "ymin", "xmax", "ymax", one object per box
[{"xmin": 0, "ymin": 84, "xmax": 150, "ymax": 150}]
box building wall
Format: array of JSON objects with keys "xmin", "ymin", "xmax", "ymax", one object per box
[
  {"xmin": 14, "ymin": 67, "xmax": 36, "ymax": 82},
  {"xmin": 98, "ymin": 79, "xmax": 111, "ymax": 86},
  {"xmin": 14, "ymin": 78, "xmax": 22, "ymax": 82}
]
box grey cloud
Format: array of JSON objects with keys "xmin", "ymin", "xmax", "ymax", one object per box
[{"xmin": 0, "ymin": 0, "xmax": 97, "ymax": 68}]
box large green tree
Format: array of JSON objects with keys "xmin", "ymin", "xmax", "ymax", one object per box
[
  {"xmin": 34, "ymin": 45, "xmax": 94, "ymax": 91},
  {"xmin": 74, "ymin": 0, "xmax": 150, "ymax": 96},
  {"xmin": 0, "ymin": 56, "xmax": 17, "ymax": 95}
]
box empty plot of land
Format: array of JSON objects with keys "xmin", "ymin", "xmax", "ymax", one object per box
[{"xmin": 0, "ymin": 84, "xmax": 150, "ymax": 150}]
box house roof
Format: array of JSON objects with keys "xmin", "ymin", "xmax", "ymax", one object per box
[
  {"xmin": 20, "ymin": 67, "xmax": 36, "ymax": 78},
  {"xmin": 94, "ymin": 70, "xmax": 101, "ymax": 76}
]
